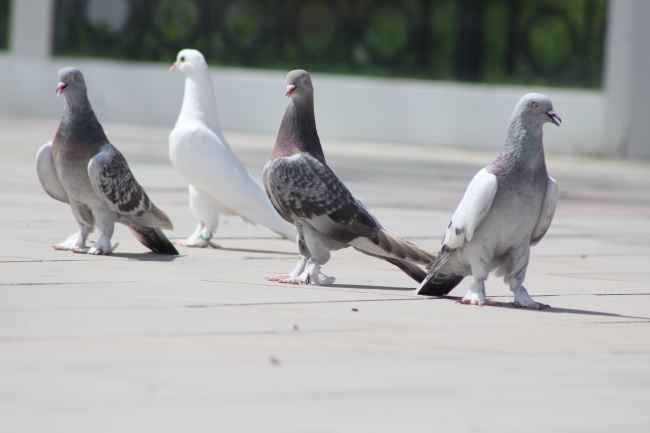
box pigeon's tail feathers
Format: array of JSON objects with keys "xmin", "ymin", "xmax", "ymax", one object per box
[
  {"xmin": 415, "ymin": 248, "xmax": 463, "ymax": 295},
  {"xmin": 416, "ymin": 271, "xmax": 464, "ymax": 296},
  {"xmin": 150, "ymin": 204, "xmax": 174, "ymax": 230},
  {"xmin": 351, "ymin": 229, "xmax": 435, "ymax": 265},
  {"xmin": 383, "ymin": 258, "xmax": 427, "ymax": 284},
  {"xmin": 129, "ymin": 226, "xmax": 179, "ymax": 255}
]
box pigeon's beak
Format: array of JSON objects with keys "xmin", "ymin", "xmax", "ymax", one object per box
[
  {"xmin": 56, "ymin": 82, "xmax": 67, "ymax": 96},
  {"xmin": 170, "ymin": 62, "xmax": 178, "ymax": 72},
  {"xmin": 286, "ymin": 84, "xmax": 296, "ymax": 98},
  {"xmin": 546, "ymin": 110, "xmax": 561, "ymax": 126}
]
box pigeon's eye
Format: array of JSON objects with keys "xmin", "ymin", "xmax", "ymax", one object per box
[
  {"xmin": 532, "ymin": 102, "xmax": 540, "ymax": 109},
  {"xmin": 180, "ymin": 56, "xmax": 185, "ymax": 62}
]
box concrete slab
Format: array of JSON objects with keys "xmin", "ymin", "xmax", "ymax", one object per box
[{"xmin": 1, "ymin": 115, "xmax": 649, "ymax": 433}]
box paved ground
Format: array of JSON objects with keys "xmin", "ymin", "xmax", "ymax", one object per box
[{"xmin": 1, "ymin": 114, "xmax": 649, "ymax": 433}]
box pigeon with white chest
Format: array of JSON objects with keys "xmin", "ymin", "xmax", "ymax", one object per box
[
  {"xmin": 263, "ymin": 69, "xmax": 435, "ymax": 285},
  {"xmin": 36, "ymin": 67, "xmax": 178, "ymax": 255},
  {"xmin": 416, "ymin": 93, "xmax": 560, "ymax": 309},
  {"xmin": 169, "ymin": 49, "xmax": 296, "ymax": 247}
]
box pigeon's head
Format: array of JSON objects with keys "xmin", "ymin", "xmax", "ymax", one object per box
[
  {"xmin": 514, "ymin": 93, "xmax": 561, "ymax": 126},
  {"xmin": 170, "ymin": 49, "xmax": 206, "ymax": 76},
  {"xmin": 56, "ymin": 67, "xmax": 86, "ymax": 97},
  {"xmin": 285, "ymin": 69, "xmax": 313, "ymax": 100}
]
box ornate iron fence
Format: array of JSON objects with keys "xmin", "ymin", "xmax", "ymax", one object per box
[{"xmin": 52, "ymin": 0, "xmax": 607, "ymax": 88}]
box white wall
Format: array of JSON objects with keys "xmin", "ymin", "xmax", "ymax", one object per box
[
  {"xmin": 603, "ymin": 0, "xmax": 650, "ymax": 158},
  {"xmin": 2, "ymin": 0, "xmax": 647, "ymax": 158}
]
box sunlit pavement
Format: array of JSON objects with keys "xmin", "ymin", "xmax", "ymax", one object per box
[{"xmin": 2, "ymin": 115, "xmax": 649, "ymax": 433}]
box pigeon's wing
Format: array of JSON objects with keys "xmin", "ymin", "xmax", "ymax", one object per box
[
  {"xmin": 531, "ymin": 176, "xmax": 558, "ymax": 246},
  {"xmin": 88, "ymin": 144, "xmax": 173, "ymax": 229},
  {"xmin": 264, "ymin": 153, "xmax": 379, "ymax": 244},
  {"xmin": 443, "ymin": 168, "xmax": 498, "ymax": 250},
  {"xmin": 170, "ymin": 125, "xmax": 294, "ymax": 237},
  {"xmin": 262, "ymin": 161, "xmax": 296, "ymax": 225},
  {"xmin": 36, "ymin": 141, "xmax": 69, "ymax": 204}
]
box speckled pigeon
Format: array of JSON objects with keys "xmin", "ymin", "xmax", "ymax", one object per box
[
  {"xmin": 263, "ymin": 69, "xmax": 434, "ymax": 285},
  {"xmin": 36, "ymin": 67, "xmax": 178, "ymax": 255}
]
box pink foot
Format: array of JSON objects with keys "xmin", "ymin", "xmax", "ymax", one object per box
[{"xmin": 265, "ymin": 275, "xmax": 302, "ymax": 285}]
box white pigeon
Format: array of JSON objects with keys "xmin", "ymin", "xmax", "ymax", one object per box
[
  {"xmin": 169, "ymin": 48, "xmax": 296, "ymax": 247},
  {"xmin": 416, "ymin": 93, "xmax": 560, "ymax": 309},
  {"xmin": 263, "ymin": 70, "xmax": 435, "ymax": 286},
  {"xmin": 36, "ymin": 67, "xmax": 178, "ymax": 255}
]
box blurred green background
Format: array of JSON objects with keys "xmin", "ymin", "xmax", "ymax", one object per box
[
  {"xmin": 2, "ymin": 0, "xmax": 608, "ymax": 89},
  {"xmin": 0, "ymin": 0, "xmax": 9, "ymax": 50}
]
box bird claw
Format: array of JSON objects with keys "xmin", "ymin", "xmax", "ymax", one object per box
[
  {"xmin": 53, "ymin": 233, "xmax": 86, "ymax": 251},
  {"xmin": 83, "ymin": 241, "xmax": 118, "ymax": 255},
  {"xmin": 53, "ymin": 244, "xmax": 78, "ymax": 251},
  {"xmin": 86, "ymin": 247, "xmax": 110, "ymax": 255},
  {"xmin": 460, "ymin": 300, "xmax": 550, "ymax": 310},
  {"xmin": 511, "ymin": 287, "xmax": 549, "ymax": 309},
  {"xmin": 279, "ymin": 278, "xmax": 303, "ymax": 285},
  {"xmin": 458, "ymin": 298, "xmax": 499, "ymax": 307},
  {"xmin": 264, "ymin": 275, "xmax": 301, "ymax": 285},
  {"xmin": 264, "ymin": 272, "xmax": 335, "ymax": 286},
  {"xmin": 172, "ymin": 238, "xmax": 221, "ymax": 249},
  {"xmin": 305, "ymin": 273, "xmax": 336, "ymax": 286},
  {"xmin": 512, "ymin": 301, "xmax": 550, "ymax": 310}
]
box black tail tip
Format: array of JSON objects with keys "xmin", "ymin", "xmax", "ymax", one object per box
[
  {"xmin": 416, "ymin": 274, "xmax": 464, "ymax": 297},
  {"xmin": 152, "ymin": 243, "xmax": 179, "ymax": 255},
  {"xmin": 131, "ymin": 227, "xmax": 179, "ymax": 255}
]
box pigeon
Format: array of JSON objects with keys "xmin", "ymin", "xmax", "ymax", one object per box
[
  {"xmin": 263, "ymin": 69, "xmax": 435, "ymax": 285},
  {"xmin": 169, "ymin": 49, "xmax": 296, "ymax": 247},
  {"xmin": 36, "ymin": 67, "xmax": 178, "ymax": 255},
  {"xmin": 416, "ymin": 93, "xmax": 560, "ymax": 309}
]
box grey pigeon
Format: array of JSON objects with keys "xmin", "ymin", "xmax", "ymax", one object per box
[
  {"xmin": 36, "ymin": 67, "xmax": 178, "ymax": 255},
  {"xmin": 263, "ymin": 69, "xmax": 434, "ymax": 285},
  {"xmin": 416, "ymin": 93, "xmax": 560, "ymax": 309}
]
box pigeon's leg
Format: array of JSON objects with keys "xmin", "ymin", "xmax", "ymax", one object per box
[
  {"xmin": 54, "ymin": 231, "xmax": 88, "ymax": 252},
  {"xmin": 175, "ymin": 185, "xmax": 221, "ymax": 248},
  {"xmin": 504, "ymin": 247, "xmax": 549, "ymax": 309},
  {"xmin": 86, "ymin": 211, "xmax": 118, "ymax": 255},
  {"xmin": 299, "ymin": 226, "xmax": 337, "ymax": 285},
  {"xmin": 460, "ymin": 278, "xmax": 497, "ymax": 306},
  {"xmin": 301, "ymin": 259, "xmax": 336, "ymax": 286},
  {"xmin": 266, "ymin": 225, "xmax": 310, "ymax": 284},
  {"xmin": 56, "ymin": 202, "xmax": 94, "ymax": 253},
  {"xmin": 266, "ymin": 257, "xmax": 308, "ymax": 284},
  {"xmin": 182, "ymin": 222, "xmax": 204, "ymax": 244},
  {"xmin": 288, "ymin": 257, "xmax": 308, "ymax": 278},
  {"xmin": 174, "ymin": 222, "xmax": 220, "ymax": 248},
  {"xmin": 510, "ymin": 284, "xmax": 550, "ymax": 310},
  {"xmin": 266, "ymin": 224, "xmax": 334, "ymax": 285}
]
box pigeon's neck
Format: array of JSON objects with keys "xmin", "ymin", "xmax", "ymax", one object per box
[
  {"xmin": 273, "ymin": 96, "xmax": 325, "ymax": 161},
  {"xmin": 177, "ymin": 70, "xmax": 221, "ymax": 130},
  {"xmin": 496, "ymin": 117, "xmax": 546, "ymax": 171},
  {"xmin": 55, "ymin": 94, "xmax": 108, "ymax": 147}
]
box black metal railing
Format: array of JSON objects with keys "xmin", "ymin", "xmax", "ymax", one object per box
[
  {"xmin": 0, "ymin": 0, "xmax": 10, "ymax": 50},
  {"xmin": 51, "ymin": 0, "xmax": 607, "ymax": 88}
]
